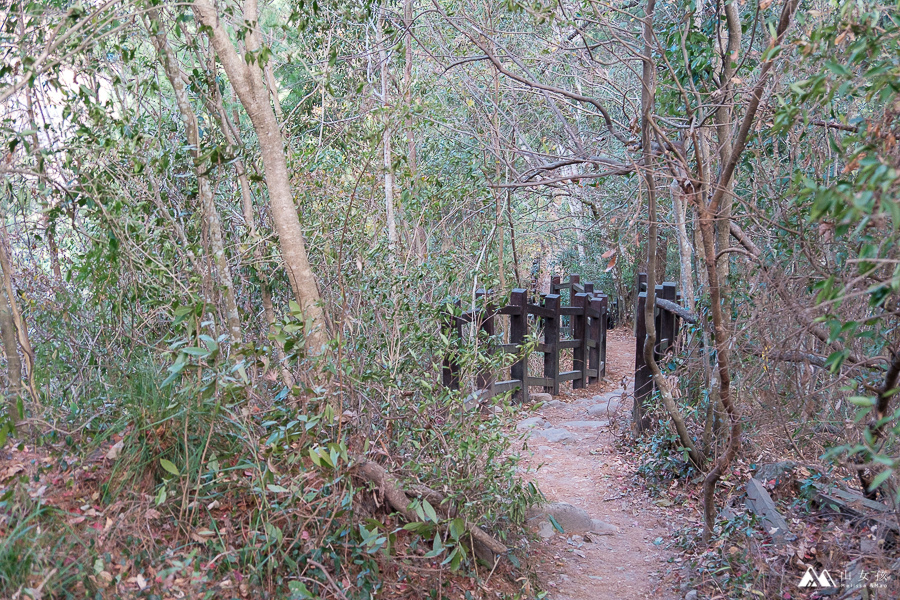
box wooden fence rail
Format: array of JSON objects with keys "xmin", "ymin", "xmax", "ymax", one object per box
[
  {"xmin": 633, "ymin": 272, "xmax": 686, "ymax": 431},
  {"xmin": 442, "ymin": 275, "xmax": 614, "ymax": 403}
]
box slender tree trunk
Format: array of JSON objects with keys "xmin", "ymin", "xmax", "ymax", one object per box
[
  {"xmin": 671, "ymin": 181, "xmax": 695, "ymax": 312},
  {"xmin": 713, "ymin": 0, "xmax": 741, "ymax": 288},
  {"xmin": 149, "ymin": 14, "xmax": 243, "ymax": 343},
  {"xmin": 698, "ymin": 0, "xmax": 799, "ymax": 541},
  {"xmin": 194, "ymin": 0, "xmax": 329, "ymax": 356},
  {"xmin": 0, "ymin": 286, "xmax": 22, "ymax": 424},
  {"xmin": 200, "ymin": 49, "xmax": 293, "ymax": 386},
  {"xmin": 403, "ymin": 0, "xmax": 417, "ymax": 175},
  {"xmin": 640, "ymin": 0, "xmax": 703, "ymax": 468},
  {"xmin": 378, "ymin": 4, "xmax": 398, "ymax": 260},
  {"xmin": 0, "ymin": 218, "xmax": 37, "ymax": 405}
]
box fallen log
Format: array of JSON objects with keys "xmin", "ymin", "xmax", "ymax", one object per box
[
  {"xmin": 354, "ymin": 460, "xmax": 508, "ymax": 563},
  {"xmin": 811, "ymin": 482, "xmax": 899, "ymax": 539}
]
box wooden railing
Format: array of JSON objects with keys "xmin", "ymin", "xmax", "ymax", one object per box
[
  {"xmin": 633, "ymin": 272, "xmax": 696, "ymax": 430},
  {"xmin": 441, "ymin": 275, "xmax": 614, "ymax": 403}
]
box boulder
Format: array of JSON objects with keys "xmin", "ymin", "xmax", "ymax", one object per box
[
  {"xmin": 530, "ymin": 392, "xmax": 553, "ymax": 404},
  {"xmin": 527, "ymin": 502, "xmax": 619, "ymax": 538}
]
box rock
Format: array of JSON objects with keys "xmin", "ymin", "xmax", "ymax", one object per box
[
  {"xmin": 590, "ymin": 519, "xmax": 618, "ymax": 535},
  {"xmin": 530, "ymin": 428, "xmax": 577, "ymax": 443},
  {"xmin": 745, "ymin": 477, "xmax": 795, "ymax": 545},
  {"xmin": 516, "ymin": 417, "xmax": 548, "ymax": 431},
  {"xmin": 530, "ymin": 392, "xmax": 553, "ymax": 404},
  {"xmin": 535, "ymin": 520, "xmax": 556, "ymax": 539},
  {"xmin": 561, "ymin": 420, "xmax": 609, "ymax": 429},
  {"xmin": 587, "ymin": 400, "xmax": 623, "ymax": 417},
  {"xmin": 527, "ymin": 502, "xmax": 610, "ymax": 536},
  {"xmin": 684, "ymin": 591, "xmax": 698, "ymax": 600},
  {"xmin": 545, "ymin": 399, "xmax": 565, "ymax": 408}
]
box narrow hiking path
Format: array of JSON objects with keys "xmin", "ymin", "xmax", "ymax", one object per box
[{"xmin": 517, "ymin": 329, "xmax": 682, "ymax": 600}]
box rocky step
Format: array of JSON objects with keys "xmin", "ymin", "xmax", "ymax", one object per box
[{"xmin": 527, "ymin": 502, "xmax": 618, "ymax": 539}]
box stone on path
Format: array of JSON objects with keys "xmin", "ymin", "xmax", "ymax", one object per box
[
  {"xmin": 530, "ymin": 392, "xmax": 553, "ymax": 404},
  {"xmin": 527, "ymin": 502, "xmax": 619, "ymax": 539},
  {"xmin": 561, "ymin": 420, "xmax": 609, "ymax": 429},
  {"xmin": 530, "ymin": 428, "xmax": 577, "ymax": 443},
  {"xmin": 586, "ymin": 397, "xmax": 625, "ymax": 417},
  {"xmin": 516, "ymin": 416, "xmax": 549, "ymax": 431}
]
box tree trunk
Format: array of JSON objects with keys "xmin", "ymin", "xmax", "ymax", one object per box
[
  {"xmin": 378, "ymin": 4, "xmax": 399, "ymax": 260},
  {"xmin": 671, "ymin": 181, "xmax": 695, "ymax": 312},
  {"xmin": 0, "ymin": 286, "xmax": 22, "ymax": 424},
  {"xmin": 0, "ymin": 218, "xmax": 37, "ymax": 406},
  {"xmin": 639, "ymin": 0, "xmax": 702, "ymax": 468},
  {"xmin": 194, "ymin": 0, "xmax": 329, "ymax": 356},
  {"xmin": 149, "ymin": 14, "xmax": 243, "ymax": 343}
]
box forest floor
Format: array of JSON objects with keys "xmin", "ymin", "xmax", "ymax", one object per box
[{"xmin": 516, "ymin": 329, "xmax": 685, "ymax": 600}]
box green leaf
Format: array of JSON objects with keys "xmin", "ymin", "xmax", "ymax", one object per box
[
  {"xmin": 160, "ymin": 459, "xmax": 180, "ymax": 476},
  {"xmin": 288, "ymin": 580, "xmax": 314, "ymax": 599},
  {"xmin": 182, "ymin": 347, "xmax": 210, "ymax": 357},
  {"xmin": 848, "ymin": 396, "xmax": 875, "ymax": 407},
  {"xmin": 548, "ymin": 514, "xmax": 565, "ymax": 533},
  {"xmin": 422, "ymin": 499, "xmax": 439, "ymax": 523},
  {"xmin": 267, "ymin": 484, "xmax": 290, "ymax": 494},
  {"xmin": 449, "ymin": 517, "xmax": 465, "ymax": 540},
  {"xmin": 868, "ymin": 468, "xmax": 893, "ymax": 492}
]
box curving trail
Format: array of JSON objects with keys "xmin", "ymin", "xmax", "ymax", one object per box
[{"xmin": 517, "ymin": 329, "xmax": 680, "ymax": 599}]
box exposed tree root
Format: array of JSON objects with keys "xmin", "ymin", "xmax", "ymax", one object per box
[{"xmin": 354, "ymin": 460, "xmax": 508, "ymax": 564}]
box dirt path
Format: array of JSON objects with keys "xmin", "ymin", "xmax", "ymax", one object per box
[{"xmin": 518, "ymin": 329, "xmax": 680, "ymax": 600}]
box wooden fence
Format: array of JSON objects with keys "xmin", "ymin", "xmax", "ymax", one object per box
[
  {"xmin": 441, "ymin": 275, "xmax": 613, "ymax": 403},
  {"xmin": 633, "ymin": 272, "xmax": 696, "ymax": 430}
]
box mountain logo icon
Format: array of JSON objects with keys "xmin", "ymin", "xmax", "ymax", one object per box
[{"xmin": 799, "ymin": 566, "xmax": 837, "ymax": 588}]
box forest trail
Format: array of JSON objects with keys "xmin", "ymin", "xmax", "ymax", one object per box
[{"xmin": 517, "ymin": 329, "xmax": 681, "ymax": 600}]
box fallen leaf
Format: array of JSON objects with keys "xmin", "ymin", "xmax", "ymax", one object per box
[
  {"xmin": 105, "ymin": 440, "xmax": 124, "ymax": 460},
  {"xmin": 1, "ymin": 464, "xmax": 25, "ymax": 480}
]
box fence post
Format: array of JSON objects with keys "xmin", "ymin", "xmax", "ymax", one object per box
[
  {"xmin": 441, "ymin": 299, "xmax": 461, "ymax": 391},
  {"xmin": 509, "ymin": 289, "xmax": 529, "ymax": 403},
  {"xmin": 474, "ymin": 289, "xmax": 495, "ymax": 394},
  {"xmin": 543, "ymin": 294, "xmax": 561, "ymax": 396},
  {"xmin": 588, "ymin": 296, "xmax": 602, "ymax": 384},
  {"xmin": 599, "ymin": 293, "xmax": 608, "ymax": 378},
  {"xmin": 634, "ymin": 289, "xmax": 652, "ymax": 434},
  {"xmin": 634, "ymin": 273, "xmax": 648, "ymax": 337},
  {"xmin": 572, "ymin": 292, "xmax": 588, "ymax": 389}
]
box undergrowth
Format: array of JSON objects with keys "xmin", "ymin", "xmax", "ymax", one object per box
[{"xmin": 0, "ymin": 298, "xmax": 541, "ymax": 599}]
